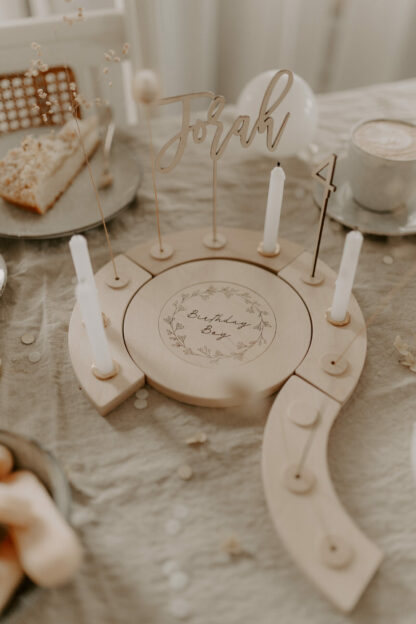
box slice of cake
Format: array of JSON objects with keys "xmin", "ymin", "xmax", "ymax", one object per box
[{"xmin": 0, "ymin": 116, "xmax": 100, "ymax": 214}]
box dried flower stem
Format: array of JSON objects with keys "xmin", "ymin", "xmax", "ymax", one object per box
[{"xmin": 64, "ymin": 66, "xmax": 119, "ymax": 280}]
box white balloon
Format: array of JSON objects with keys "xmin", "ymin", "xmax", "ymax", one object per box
[{"xmin": 236, "ymin": 69, "xmax": 318, "ymax": 157}]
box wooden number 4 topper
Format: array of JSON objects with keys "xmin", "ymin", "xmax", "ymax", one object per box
[{"xmin": 308, "ymin": 154, "xmax": 338, "ymax": 282}]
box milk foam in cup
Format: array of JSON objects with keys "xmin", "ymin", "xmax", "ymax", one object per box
[{"xmin": 347, "ymin": 119, "xmax": 416, "ymax": 212}]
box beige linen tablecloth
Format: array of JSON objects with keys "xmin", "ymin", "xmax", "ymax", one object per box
[{"xmin": 1, "ymin": 79, "xmax": 416, "ymax": 624}]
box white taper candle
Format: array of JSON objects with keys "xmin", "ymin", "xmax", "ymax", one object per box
[
  {"xmin": 330, "ymin": 231, "xmax": 363, "ymax": 322},
  {"xmin": 262, "ymin": 163, "xmax": 285, "ymax": 254},
  {"xmin": 75, "ymin": 281, "xmax": 115, "ymax": 377},
  {"xmin": 69, "ymin": 235, "xmax": 96, "ymax": 291}
]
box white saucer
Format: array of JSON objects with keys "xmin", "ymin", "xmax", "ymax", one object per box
[{"xmin": 313, "ymin": 155, "xmax": 416, "ymax": 236}]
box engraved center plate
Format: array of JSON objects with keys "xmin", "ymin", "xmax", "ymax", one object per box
[
  {"xmin": 124, "ymin": 259, "xmax": 311, "ymax": 407},
  {"xmin": 159, "ymin": 281, "xmax": 276, "ymax": 369}
]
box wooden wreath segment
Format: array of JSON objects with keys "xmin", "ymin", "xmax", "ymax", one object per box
[
  {"xmin": 68, "ymin": 254, "xmax": 151, "ymax": 415},
  {"xmin": 279, "ymin": 251, "xmax": 367, "ymax": 404},
  {"xmin": 262, "ymin": 375, "xmax": 383, "ymax": 612},
  {"xmin": 125, "ymin": 227, "xmax": 303, "ymax": 277},
  {"xmin": 123, "ymin": 259, "xmax": 312, "ymax": 407}
]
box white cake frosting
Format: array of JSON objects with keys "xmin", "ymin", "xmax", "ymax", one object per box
[{"xmin": 0, "ymin": 116, "xmax": 100, "ymax": 214}]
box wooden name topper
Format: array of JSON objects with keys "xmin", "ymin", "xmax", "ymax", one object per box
[{"xmin": 155, "ymin": 69, "xmax": 294, "ymax": 173}]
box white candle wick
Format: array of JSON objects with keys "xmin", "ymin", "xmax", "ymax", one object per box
[
  {"xmin": 262, "ymin": 162, "xmax": 285, "ymax": 254},
  {"xmin": 330, "ymin": 231, "xmax": 363, "ymax": 323},
  {"xmin": 75, "ymin": 281, "xmax": 115, "ymax": 377}
]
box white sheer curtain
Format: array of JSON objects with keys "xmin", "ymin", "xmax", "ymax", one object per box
[
  {"xmin": 1, "ymin": 0, "xmax": 416, "ymax": 101},
  {"xmin": 123, "ymin": 0, "xmax": 416, "ymax": 100}
]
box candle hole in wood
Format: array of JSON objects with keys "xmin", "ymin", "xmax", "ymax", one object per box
[
  {"xmin": 283, "ymin": 464, "xmax": 315, "ymax": 494},
  {"xmin": 92, "ymin": 360, "xmax": 120, "ymax": 381},
  {"xmin": 202, "ymin": 232, "xmax": 227, "ymax": 250},
  {"xmin": 150, "ymin": 243, "xmax": 174, "ymax": 261},
  {"xmin": 320, "ymin": 535, "xmax": 354, "ymax": 570},
  {"xmin": 257, "ymin": 241, "xmax": 280, "ymax": 257},
  {"xmin": 105, "ymin": 275, "xmax": 130, "ymax": 289},
  {"xmin": 321, "ymin": 353, "xmax": 348, "ymax": 376},
  {"xmin": 325, "ymin": 309, "xmax": 351, "ymax": 327},
  {"xmin": 301, "ymin": 272, "xmax": 324, "ymax": 286}
]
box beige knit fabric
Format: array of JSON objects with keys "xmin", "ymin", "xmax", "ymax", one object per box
[{"xmin": 1, "ymin": 79, "xmax": 416, "ymax": 624}]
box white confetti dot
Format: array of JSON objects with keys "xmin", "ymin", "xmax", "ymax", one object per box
[
  {"xmin": 21, "ymin": 333, "xmax": 35, "ymax": 345},
  {"xmin": 135, "ymin": 388, "xmax": 149, "ymax": 399},
  {"xmin": 162, "ymin": 560, "xmax": 179, "ymax": 576},
  {"xmin": 177, "ymin": 464, "xmax": 193, "ymax": 481},
  {"xmin": 134, "ymin": 399, "xmax": 147, "ymax": 410},
  {"xmin": 165, "ymin": 518, "xmax": 181, "ymax": 536},
  {"xmin": 173, "ymin": 504, "xmax": 189, "ymax": 520},
  {"xmin": 169, "ymin": 570, "xmax": 189, "ymax": 591},
  {"xmin": 170, "ymin": 598, "xmax": 191, "ymax": 620},
  {"xmin": 294, "ymin": 187, "xmax": 306, "ymax": 199},
  {"xmin": 28, "ymin": 351, "xmax": 41, "ymax": 363},
  {"xmin": 383, "ymin": 255, "xmax": 394, "ymax": 265}
]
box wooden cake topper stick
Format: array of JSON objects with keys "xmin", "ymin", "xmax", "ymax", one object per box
[
  {"xmin": 154, "ymin": 71, "xmax": 294, "ymax": 249},
  {"xmin": 304, "ymin": 154, "xmax": 337, "ymax": 285},
  {"xmin": 133, "ymin": 70, "xmax": 173, "ymax": 260}
]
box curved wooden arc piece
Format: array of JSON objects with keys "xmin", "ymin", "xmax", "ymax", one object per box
[
  {"xmin": 68, "ymin": 254, "xmax": 151, "ymax": 415},
  {"xmin": 280, "ymin": 251, "xmax": 367, "ymax": 404},
  {"xmin": 125, "ymin": 227, "xmax": 303, "ymax": 276},
  {"xmin": 262, "ymin": 375, "xmax": 383, "ymax": 612}
]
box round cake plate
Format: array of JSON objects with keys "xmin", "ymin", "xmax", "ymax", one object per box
[
  {"xmin": 0, "ymin": 127, "xmax": 142, "ymax": 239},
  {"xmin": 313, "ymin": 154, "xmax": 416, "ymax": 236},
  {"xmin": 67, "ymin": 226, "xmax": 381, "ymax": 612}
]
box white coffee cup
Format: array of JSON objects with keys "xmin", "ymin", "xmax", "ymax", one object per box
[{"xmin": 347, "ymin": 118, "xmax": 416, "ymax": 212}]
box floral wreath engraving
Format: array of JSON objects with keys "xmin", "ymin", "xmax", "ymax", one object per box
[{"xmin": 161, "ymin": 283, "xmax": 275, "ymax": 366}]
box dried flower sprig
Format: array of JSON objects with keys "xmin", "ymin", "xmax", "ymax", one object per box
[
  {"xmin": 22, "ymin": 11, "xmax": 129, "ymax": 280},
  {"xmin": 393, "ymin": 335, "xmax": 416, "ymax": 373},
  {"xmin": 102, "ymin": 44, "xmax": 130, "ymax": 87},
  {"xmin": 63, "ymin": 6, "xmax": 85, "ymax": 26},
  {"xmin": 25, "ymin": 42, "xmax": 48, "ymax": 78}
]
